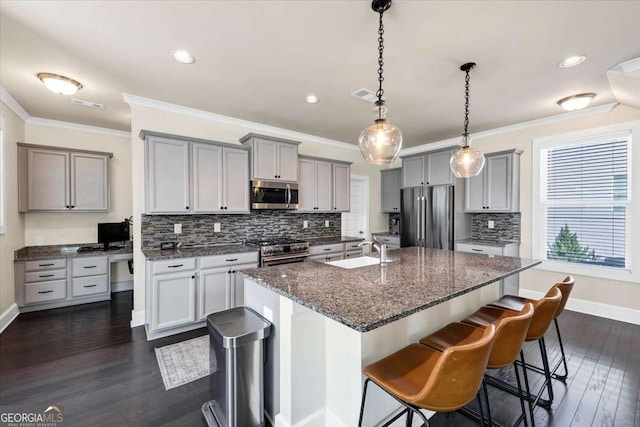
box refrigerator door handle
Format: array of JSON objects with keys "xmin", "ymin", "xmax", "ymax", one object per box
[
  {"xmin": 416, "ymin": 196, "xmax": 421, "ymax": 245},
  {"xmin": 421, "ymin": 196, "xmax": 428, "ymax": 245}
]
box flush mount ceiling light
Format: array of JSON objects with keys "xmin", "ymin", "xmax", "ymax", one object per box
[
  {"xmin": 37, "ymin": 73, "xmax": 83, "ymax": 96},
  {"xmin": 305, "ymin": 95, "xmax": 319, "ymax": 104},
  {"xmin": 358, "ymin": 0, "xmax": 403, "ymax": 166},
  {"xmin": 558, "ymin": 55, "xmax": 587, "ymax": 68},
  {"xmin": 171, "ymin": 50, "xmax": 195, "ymax": 64},
  {"xmin": 450, "ymin": 62, "xmax": 485, "ymax": 179},
  {"xmin": 557, "ymin": 93, "xmax": 596, "ymax": 111}
]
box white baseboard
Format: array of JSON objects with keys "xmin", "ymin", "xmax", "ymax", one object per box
[
  {"xmin": 518, "ymin": 289, "xmax": 640, "ymax": 325},
  {"xmin": 130, "ymin": 309, "xmax": 145, "ymax": 328},
  {"xmin": 0, "ymin": 303, "xmax": 19, "ymax": 334},
  {"xmin": 112, "ymin": 280, "xmax": 133, "ymax": 293},
  {"xmin": 272, "ymin": 407, "xmax": 432, "ymax": 427}
]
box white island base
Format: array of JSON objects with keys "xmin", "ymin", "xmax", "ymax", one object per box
[{"xmin": 244, "ymin": 278, "xmax": 501, "ymax": 427}]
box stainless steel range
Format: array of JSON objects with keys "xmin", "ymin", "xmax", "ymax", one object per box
[{"xmin": 247, "ymin": 238, "xmax": 310, "ymax": 267}]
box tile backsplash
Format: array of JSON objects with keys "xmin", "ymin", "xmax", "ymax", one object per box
[
  {"xmin": 141, "ymin": 211, "xmax": 341, "ymax": 250},
  {"xmin": 471, "ymin": 213, "xmax": 520, "ymax": 242}
]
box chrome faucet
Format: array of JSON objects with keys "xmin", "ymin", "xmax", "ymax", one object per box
[{"xmin": 358, "ymin": 237, "xmax": 388, "ymax": 264}]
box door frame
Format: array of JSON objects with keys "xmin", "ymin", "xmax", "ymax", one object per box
[{"xmin": 341, "ymin": 174, "xmax": 369, "ymax": 239}]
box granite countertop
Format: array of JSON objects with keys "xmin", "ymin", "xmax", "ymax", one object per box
[
  {"xmin": 142, "ymin": 244, "xmax": 259, "ymax": 260},
  {"xmin": 241, "ymin": 247, "xmax": 540, "ymax": 333},
  {"xmin": 306, "ymin": 236, "xmax": 364, "ymax": 246},
  {"xmin": 456, "ymin": 238, "xmax": 520, "ymax": 248},
  {"xmin": 15, "ymin": 243, "xmax": 133, "ymax": 262}
]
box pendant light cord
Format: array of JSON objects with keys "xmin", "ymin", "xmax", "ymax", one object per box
[
  {"xmin": 376, "ymin": 9, "xmax": 385, "ymax": 118},
  {"xmin": 463, "ymin": 68, "xmax": 471, "ymax": 144}
]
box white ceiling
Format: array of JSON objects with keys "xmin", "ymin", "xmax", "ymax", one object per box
[{"xmin": 1, "ymin": 1, "xmax": 639, "ymax": 147}]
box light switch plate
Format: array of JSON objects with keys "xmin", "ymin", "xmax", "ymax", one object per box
[
  {"xmin": 174, "ymin": 224, "xmax": 182, "ymax": 234},
  {"xmin": 303, "ymin": 220, "xmax": 308, "ymax": 228},
  {"xmin": 325, "ymin": 220, "xmax": 330, "ymax": 227},
  {"xmin": 488, "ymin": 220, "xmax": 495, "ymax": 229},
  {"xmin": 214, "ymin": 223, "xmax": 221, "ymax": 232}
]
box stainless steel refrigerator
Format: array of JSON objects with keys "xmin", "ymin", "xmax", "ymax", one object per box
[{"xmin": 400, "ymin": 186, "xmax": 454, "ymax": 249}]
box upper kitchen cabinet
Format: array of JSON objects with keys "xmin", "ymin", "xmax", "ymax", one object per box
[
  {"xmin": 381, "ymin": 168, "xmax": 401, "ymax": 212},
  {"xmin": 464, "ymin": 149, "xmax": 522, "ymax": 213},
  {"xmin": 141, "ymin": 130, "xmax": 249, "ymax": 215},
  {"xmin": 401, "ymin": 148, "xmax": 456, "ymax": 188},
  {"xmin": 239, "ymin": 133, "xmax": 300, "ymax": 182},
  {"xmin": 298, "ymin": 156, "xmax": 351, "ymax": 212},
  {"xmin": 18, "ymin": 143, "xmax": 111, "ymax": 212}
]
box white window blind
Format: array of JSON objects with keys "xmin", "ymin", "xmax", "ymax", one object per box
[{"xmin": 541, "ymin": 135, "xmax": 630, "ymax": 269}]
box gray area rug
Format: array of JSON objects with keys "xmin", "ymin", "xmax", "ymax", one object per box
[{"xmin": 155, "ymin": 335, "xmax": 213, "ymax": 390}]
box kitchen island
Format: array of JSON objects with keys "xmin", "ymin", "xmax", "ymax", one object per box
[{"xmin": 241, "ymin": 247, "xmax": 541, "ymax": 427}]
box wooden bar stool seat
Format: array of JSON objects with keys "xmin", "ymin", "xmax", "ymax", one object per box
[{"xmin": 358, "ymin": 325, "xmax": 496, "ymax": 427}]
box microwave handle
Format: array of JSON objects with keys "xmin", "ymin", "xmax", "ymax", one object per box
[{"xmin": 286, "ymin": 184, "xmax": 291, "ymax": 207}]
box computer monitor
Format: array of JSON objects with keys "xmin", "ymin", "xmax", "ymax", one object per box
[{"xmin": 98, "ymin": 222, "xmax": 130, "ymax": 250}]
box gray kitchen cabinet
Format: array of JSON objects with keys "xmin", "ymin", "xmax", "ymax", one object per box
[
  {"xmin": 373, "ymin": 234, "xmax": 401, "ymax": 249},
  {"xmin": 402, "ymin": 155, "xmax": 425, "ymax": 188},
  {"xmin": 239, "ymin": 133, "xmax": 301, "ymax": 182},
  {"xmin": 455, "ymin": 241, "xmax": 520, "ymax": 295},
  {"xmin": 381, "ymin": 168, "xmax": 401, "ymax": 212},
  {"xmin": 192, "ymin": 143, "xmax": 223, "ymax": 213},
  {"xmin": 151, "ymin": 270, "xmax": 197, "ymax": 331},
  {"xmin": 309, "ymin": 253, "xmax": 344, "ymax": 263},
  {"xmin": 146, "ymin": 136, "xmax": 191, "ymax": 214},
  {"xmin": 425, "ymin": 149, "xmax": 455, "ymax": 186},
  {"xmin": 298, "ymin": 158, "xmax": 315, "ymax": 211},
  {"xmin": 223, "ymin": 147, "xmax": 250, "ymax": 212},
  {"xmin": 316, "ymin": 161, "xmax": 333, "ymax": 211},
  {"xmin": 464, "ymin": 150, "xmax": 522, "ymax": 213},
  {"xmin": 332, "ymin": 162, "xmax": 351, "ymax": 212},
  {"xmin": 18, "ymin": 144, "xmax": 111, "ymax": 212},
  {"xmin": 198, "ymin": 267, "xmax": 231, "ymax": 320}
]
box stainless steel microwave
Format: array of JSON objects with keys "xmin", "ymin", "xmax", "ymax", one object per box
[{"xmin": 250, "ymin": 180, "xmax": 299, "ymax": 210}]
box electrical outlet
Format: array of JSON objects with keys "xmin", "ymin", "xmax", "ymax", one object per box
[
  {"xmin": 214, "ymin": 223, "xmax": 221, "ymax": 232},
  {"xmin": 325, "ymin": 220, "xmax": 330, "ymax": 227},
  {"xmin": 488, "ymin": 220, "xmax": 495, "ymax": 229},
  {"xmin": 35, "ymin": 236, "xmax": 44, "ymax": 245},
  {"xmin": 303, "ymin": 220, "xmax": 309, "ymax": 229},
  {"xmin": 174, "ymin": 224, "xmax": 182, "ymax": 234}
]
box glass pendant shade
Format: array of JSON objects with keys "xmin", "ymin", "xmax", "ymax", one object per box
[
  {"xmin": 359, "ymin": 118, "xmax": 403, "ymax": 165},
  {"xmin": 450, "ymin": 139, "xmax": 485, "ymax": 178}
]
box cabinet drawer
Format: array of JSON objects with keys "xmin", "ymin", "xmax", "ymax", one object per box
[
  {"xmin": 72, "ymin": 256, "xmax": 109, "ymax": 277},
  {"xmin": 309, "ymin": 243, "xmax": 344, "ymax": 255},
  {"xmin": 456, "ymin": 244, "xmax": 503, "ymax": 256},
  {"xmin": 199, "ymin": 252, "xmax": 259, "ymax": 269},
  {"xmin": 25, "ymin": 268, "xmax": 66, "ymax": 283},
  {"xmin": 152, "ymin": 258, "xmax": 197, "ymax": 274},
  {"xmin": 25, "ymin": 280, "xmax": 67, "ymax": 304},
  {"xmin": 24, "ymin": 258, "xmax": 66, "ymax": 272},
  {"xmin": 344, "ymin": 241, "xmax": 364, "ymax": 251},
  {"xmin": 309, "ymin": 253, "xmax": 344, "ymax": 263},
  {"xmin": 72, "ymin": 275, "xmax": 109, "ymax": 297},
  {"xmin": 344, "ymin": 249, "xmax": 363, "ymax": 259},
  {"xmin": 375, "ymin": 235, "xmax": 400, "ymax": 245}
]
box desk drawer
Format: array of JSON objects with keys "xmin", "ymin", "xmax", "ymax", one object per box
[
  {"xmin": 25, "ymin": 280, "xmax": 67, "ymax": 304},
  {"xmin": 72, "ymin": 256, "xmax": 109, "ymax": 277},
  {"xmin": 25, "ymin": 269, "xmax": 66, "ymax": 283},
  {"xmin": 199, "ymin": 252, "xmax": 259, "ymax": 269},
  {"xmin": 24, "ymin": 258, "xmax": 66, "ymax": 272},
  {"xmin": 72, "ymin": 275, "xmax": 109, "ymax": 297},
  {"xmin": 152, "ymin": 258, "xmax": 197, "ymax": 275},
  {"xmin": 309, "ymin": 243, "xmax": 344, "ymax": 255}
]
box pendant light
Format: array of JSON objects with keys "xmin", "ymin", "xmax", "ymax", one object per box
[
  {"xmin": 358, "ymin": 0, "xmax": 403, "ymax": 165},
  {"xmin": 450, "ymin": 62, "xmax": 485, "ymax": 178}
]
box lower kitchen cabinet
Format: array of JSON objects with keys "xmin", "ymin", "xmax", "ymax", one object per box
[
  {"xmin": 372, "ymin": 234, "xmax": 401, "ymax": 250},
  {"xmin": 198, "ymin": 267, "xmax": 231, "ymax": 321},
  {"xmin": 151, "ymin": 271, "xmax": 197, "ymax": 331},
  {"xmin": 455, "ymin": 241, "xmax": 520, "ymax": 295}
]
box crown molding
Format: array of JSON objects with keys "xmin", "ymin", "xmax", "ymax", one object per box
[
  {"xmin": 399, "ymin": 102, "xmax": 619, "ymax": 156},
  {"xmin": 122, "ymin": 93, "xmax": 359, "ymax": 151},
  {"xmin": 26, "ymin": 117, "xmax": 131, "ymax": 138},
  {"xmin": 0, "ymin": 87, "xmax": 31, "ymax": 122}
]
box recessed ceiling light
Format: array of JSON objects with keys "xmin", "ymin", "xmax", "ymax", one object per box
[
  {"xmin": 558, "ymin": 55, "xmax": 587, "ymax": 68},
  {"xmin": 37, "ymin": 73, "xmax": 83, "ymax": 95},
  {"xmin": 557, "ymin": 93, "xmax": 595, "ymax": 111},
  {"xmin": 171, "ymin": 50, "xmax": 195, "ymax": 64},
  {"xmin": 305, "ymin": 95, "xmax": 319, "ymax": 104}
]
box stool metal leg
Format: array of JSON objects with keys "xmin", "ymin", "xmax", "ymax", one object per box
[
  {"xmin": 476, "ymin": 393, "xmax": 487, "ymax": 427},
  {"xmin": 482, "ymin": 379, "xmax": 493, "ymax": 427},
  {"xmin": 553, "ymin": 318, "xmax": 569, "ymax": 379},
  {"xmin": 406, "ymin": 409, "xmax": 413, "ymax": 427},
  {"xmin": 513, "ymin": 361, "xmax": 529, "ymax": 427},
  {"xmin": 358, "ymin": 378, "xmax": 370, "ymax": 427},
  {"xmin": 360, "ymin": 378, "xmax": 429, "ymax": 427},
  {"xmin": 538, "ymin": 337, "xmax": 554, "ymax": 404},
  {"xmin": 520, "ymin": 351, "xmax": 536, "ymax": 426}
]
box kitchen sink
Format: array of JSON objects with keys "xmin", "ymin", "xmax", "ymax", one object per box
[{"xmin": 326, "ymin": 256, "xmax": 389, "ymax": 269}]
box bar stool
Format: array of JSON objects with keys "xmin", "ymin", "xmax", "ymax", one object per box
[
  {"xmin": 358, "ymin": 324, "xmax": 496, "ymax": 427},
  {"xmin": 485, "ymin": 286, "xmax": 562, "ymax": 412},
  {"xmin": 491, "ymin": 277, "xmax": 574, "ymax": 379},
  {"xmin": 420, "ymin": 303, "xmax": 534, "ymax": 427}
]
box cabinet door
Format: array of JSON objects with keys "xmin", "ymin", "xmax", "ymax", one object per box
[
  {"xmin": 277, "ymin": 142, "xmax": 298, "ymax": 181},
  {"xmin": 223, "ymin": 147, "xmax": 250, "ymax": 213},
  {"xmin": 464, "ymin": 172, "xmax": 485, "ymax": 212},
  {"xmin": 198, "ymin": 267, "xmax": 231, "ymax": 320},
  {"xmin": 381, "ymin": 170, "xmax": 400, "ymax": 212},
  {"xmin": 426, "ymin": 150, "xmax": 454, "ymax": 186},
  {"xmin": 192, "ymin": 143, "xmax": 223, "ymax": 213},
  {"xmin": 71, "ymin": 153, "xmax": 109, "ymax": 211},
  {"xmin": 315, "ymin": 161, "xmax": 333, "ymax": 211},
  {"xmin": 147, "ymin": 138, "xmax": 190, "ymax": 214},
  {"xmin": 252, "ymin": 138, "xmax": 277, "ymax": 180},
  {"xmin": 402, "ymin": 155, "xmax": 425, "ymax": 187},
  {"xmin": 27, "ymin": 148, "xmax": 69, "ymax": 210},
  {"xmin": 152, "ymin": 271, "xmax": 196, "ymax": 330},
  {"xmin": 298, "ymin": 158, "xmax": 315, "ymax": 211},
  {"xmin": 231, "ymin": 263, "xmax": 258, "ymax": 307},
  {"xmin": 485, "ymin": 154, "xmax": 512, "ymax": 211},
  {"xmin": 332, "ymin": 163, "xmax": 350, "ymax": 212}
]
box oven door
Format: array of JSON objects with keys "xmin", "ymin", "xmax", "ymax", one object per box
[
  {"xmin": 251, "ymin": 181, "xmax": 299, "ymax": 210},
  {"xmin": 261, "ymin": 253, "xmax": 309, "ymax": 267}
]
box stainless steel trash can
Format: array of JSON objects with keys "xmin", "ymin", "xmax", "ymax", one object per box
[{"xmin": 202, "ymin": 307, "xmax": 272, "ymax": 427}]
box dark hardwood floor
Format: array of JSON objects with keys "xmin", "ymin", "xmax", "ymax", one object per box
[{"xmin": 1, "ymin": 291, "xmax": 638, "ymax": 426}]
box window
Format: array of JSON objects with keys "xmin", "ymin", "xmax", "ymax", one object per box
[{"xmin": 532, "ymin": 122, "xmax": 639, "ymax": 282}]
